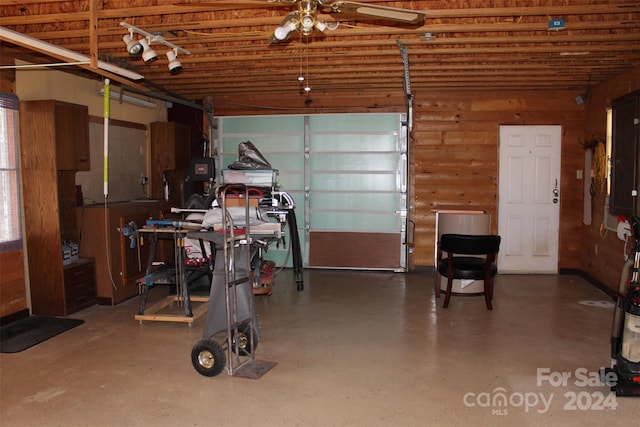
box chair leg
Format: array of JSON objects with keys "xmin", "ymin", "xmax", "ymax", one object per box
[
  {"xmin": 443, "ymin": 276, "xmax": 453, "ymax": 308},
  {"xmin": 483, "ymin": 278, "xmax": 493, "ymax": 310}
]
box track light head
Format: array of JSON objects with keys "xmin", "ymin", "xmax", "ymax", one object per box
[
  {"xmin": 166, "ymin": 49, "xmax": 183, "ymax": 74},
  {"xmin": 139, "ymin": 38, "xmax": 158, "ymax": 63},
  {"xmin": 122, "ymin": 31, "xmax": 142, "ymax": 56}
]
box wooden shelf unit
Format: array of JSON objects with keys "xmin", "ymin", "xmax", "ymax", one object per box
[{"xmin": 19, "ymin": 100, "xmax": 95, "ymax": 317}]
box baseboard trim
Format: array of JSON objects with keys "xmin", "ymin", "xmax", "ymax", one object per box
[
  {"xmin": 559, "ymin": 268, "xmax": 616, "ymax": 299},
  {"xmin": 415, "ymin": 266, "xmax": 617, "ymax": 299},
  {"xmin": 0, "ymin": 308, "xmax": 30, "ymax": 326}
]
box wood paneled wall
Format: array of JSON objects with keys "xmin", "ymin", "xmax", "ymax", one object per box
[
  {"xmin": 409, "ymin": 91, "xmax": 585, "ymax": 270},
  {"xmin": 204, "ymin": 67, "xmax": 640, "ymax": 287},
  {"xmin": 0, "ymin": 250, "xmax": 27, "ymax": 319},
  {"xmin": 215, "ymin": 89, "xmax": 587, "ymax": 272},
  {"xmin": 582, "ymin": 65, "xmax": 640, "ymax": 292}
]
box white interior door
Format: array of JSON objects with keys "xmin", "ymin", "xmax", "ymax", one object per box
[{"xmin": 498, "ymin": 125, "xmax": 561, "ymax": 273}]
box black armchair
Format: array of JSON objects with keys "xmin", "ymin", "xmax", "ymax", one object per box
[{"xmin": 436, "ymin": 233, "xmax": 501, "ymax": 309}]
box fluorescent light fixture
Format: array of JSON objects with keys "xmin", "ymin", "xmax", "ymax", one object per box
[
  {"xmin": 0, "ymin": 26, "xmax": 144, "ymax": 81},
  {"xmin": 99, "ymin": 88, "xmax": 157, "ymax": 109},
  {"xmin": 0, "ymin": 61, "xmax": 90, "ymax": 70}
]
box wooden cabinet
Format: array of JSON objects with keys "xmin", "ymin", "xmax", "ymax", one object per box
[
  {"xmin": 55, "ymin": 101, "xmax": 90, "ymax": 171},
  {"xmin": 63, "ymin": 260, "xmax": 96, "ymax": 314},
  {"xmin": 79, "ymin": 201, "xmax": 171, "ymax": 305},
  {"xmin": 19, "ymin": 100, "xmax": 94, "ymax": 317},
  {"xmin": 149, "ymin": 121, "xmax": 190, "ymax": 206}
]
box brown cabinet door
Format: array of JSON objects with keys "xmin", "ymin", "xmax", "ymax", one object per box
[
  {"xmin": 55, "ymin": 101, "xmax": 90, "ymax": 171},
  {"xmin": 149, "ymin": 121, "xmax": 191, "ymax": 202}
]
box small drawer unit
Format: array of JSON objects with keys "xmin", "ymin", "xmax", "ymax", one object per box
[{"xmin": 63, "ymin": 259, "xmax": 96, "ymax": 314}]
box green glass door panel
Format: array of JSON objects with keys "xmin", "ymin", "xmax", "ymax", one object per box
[
  {"xmin": 310, "ymin": 172, "xmax": 398, "ymax": 192},
  {"xmin": 310, "ymin": 153, "xmax": 398, "ymax": 171},
  {"xmin": 218, "ymin": 115, "xmax": 306, "ymax": 268},
  {"xmin": 309, "ymin": 114, "xmax": 400, "ymax": 133},
  {"xmin": 309, "ymin": 212, "xmax": 400, "ymax": 231},
  {"xmin": 221, "ymin": 115, "xmax": 305, "ymax": 134},
  {"xmin": 310, "ymin": 192, "xmax": 399, "ymax": 211},
  {"xmin": 217, "ymin": 113, "xmax": 405, "ymax": 270}
]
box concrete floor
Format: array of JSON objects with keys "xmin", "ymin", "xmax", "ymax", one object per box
[{"xmin": 0, "ymin": 270, "xmax": 637, "ymax": 426}]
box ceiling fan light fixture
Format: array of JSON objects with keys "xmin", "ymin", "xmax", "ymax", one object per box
[
  {"xmin": 123, "ymin": 32, "xmax": 142, "ymax": 56},
  {"xmin": 274, "ymin": 21, "xmax": 298, "ymax": 41},
  {"xmin": 139, "ymin": 38, "xmax": 158, "ymax": 63},
  {"xmin": 300, "ymin": 14, "xmax": 315, "ymax": 35},
  {"xmin": 314, "ymin": 20, "xmax": 327, "ymax": 32},
  {"xmin": 325, "ymin": 21, "xmax": 340, "ymax": 31}
]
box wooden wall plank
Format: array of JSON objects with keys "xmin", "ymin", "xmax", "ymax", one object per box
[
  {"xmin": 408, "ymin": 89, "xmax": 584, "ymax": 270},
  {"xmin": 581, "ymin": 65, "xmax": 640, "ymax": 292},
  {"xmin": 0, "ymin": 250, "xmax": 27, "ymax": 318}
]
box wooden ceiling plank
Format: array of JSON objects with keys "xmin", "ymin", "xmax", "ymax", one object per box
[{"xmin": 423, "ymin": 3, "xmax": 640, "ymax": 18}]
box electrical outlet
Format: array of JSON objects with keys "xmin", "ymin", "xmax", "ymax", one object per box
[{"xmin": 140, "ymin": 176, "xmax": 148, "ymax": 185}]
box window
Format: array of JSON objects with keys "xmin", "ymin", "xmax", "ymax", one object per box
[{"xmin": 0, "ymin": 93, "xmax": 22, "ymax": 251}]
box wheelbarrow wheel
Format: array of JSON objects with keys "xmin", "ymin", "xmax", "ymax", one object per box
[
  {"xmin": 191, "ymin": 339, "xmax": 226, "ymax": 377},
  {"xmin": 231, "ymin": 320, "xmax": 258, "ymax": 356}
]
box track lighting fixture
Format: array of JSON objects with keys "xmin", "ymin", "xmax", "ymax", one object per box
[
  {"xmin": 139, "ymin": 38, "xmax": 158, "ymax": 63},
  {"xmin": 120, "ymin": 22, "xmax": 190, "ymax": 73},
  {"xmin": 166, "ymin": 49, "xmax": 182, "ymax": 74},
  {"xmin": 122, "ymin": 30, "xmax": 142, "ymax": 56}
]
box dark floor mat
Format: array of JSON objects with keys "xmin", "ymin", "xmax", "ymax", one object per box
[{"xmin": 0, "ymin": 315, "xmax": 84, "ymax": 353}]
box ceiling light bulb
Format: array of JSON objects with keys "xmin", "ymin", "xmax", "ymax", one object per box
[
  {"xmin": 314, "ymin": 20, "xmax": 327, "ymax": 32},
  {"xmin": 123, "ymin": 33, "xmax": 142, "ymax": 56},
  {"xmin": 300, "ymin": 16, "xmax": 315, "ymax": 35},
  {"xmin": 166, "ymin": 49, "xmax": 182, "ymax": 74},
  {"xmin": 274, "ymin": 21, "xmax": 297, "ymax": 41},
  {"xmin": 139, "ymin": 38, "xmax": 158, "ymax": 63},
  {"xmin": 298, "ymin": 75, "xmax": 305, "ymax": 82}
]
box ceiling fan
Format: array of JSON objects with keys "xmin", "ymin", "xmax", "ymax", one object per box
[{"xmin": 178, "ymin": 1, "xmax": 426, "ymax": 42}]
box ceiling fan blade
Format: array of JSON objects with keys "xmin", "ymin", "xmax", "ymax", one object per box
[{"xmin": 329, "ymin": 1, "xmax": 425, "ymax": 24}]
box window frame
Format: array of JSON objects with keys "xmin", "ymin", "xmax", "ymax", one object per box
[{"xmin": 0, "ymin": 93, "xmax": 23, "ymax": 252}]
